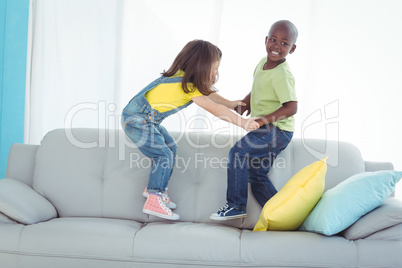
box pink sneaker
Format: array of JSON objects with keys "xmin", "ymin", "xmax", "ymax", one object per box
[
  {"xmin": 143, "ymin": 193, "xmax": 180, "ymax": 220},
  {"xmin": 143, "ymin": 188, "xmax": 177, "ymax": 209}
]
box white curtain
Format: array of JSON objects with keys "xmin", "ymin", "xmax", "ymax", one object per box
[{"xmin": 26, "ymin": 0, "xmax": 402, "ymax": 197}]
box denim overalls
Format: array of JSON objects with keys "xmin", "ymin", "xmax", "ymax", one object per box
[{"xmin": 121, "ymin": 76, "xmax": 192, "ymax": 193}]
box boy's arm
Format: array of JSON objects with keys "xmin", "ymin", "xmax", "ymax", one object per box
[
  {"xmin": 207, "ymin": 92, "xmax": 244, "ymax": 110},
  {"xmin": 234, "ymin": 92, "xmax": 251, "ymax": 116},
  {"xmin": 255, "ymin": 101, "xmax": 298, "ymax": 127}
]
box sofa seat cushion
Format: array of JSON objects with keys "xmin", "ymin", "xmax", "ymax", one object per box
[
  {"xmin": 356, "ymin": 240, "xmax": 402, "ymax": 267},
  {"xmin": 241, "ymin": 230, "xmax": 357, "ymax": 267},
  {"xmin": 0, "ymin": 223, "xmax": 25, "ymax": 267},
  {"xmin": 0, "ymin": 223, "xmax": 25, "ymax": 252},
  {"xmin": 18, "ymin": 218, "xmax": 142, "ymax": 260},
  {"xmin": 133, "ymin": 222, "xmax": 241, "ymax": 265}
]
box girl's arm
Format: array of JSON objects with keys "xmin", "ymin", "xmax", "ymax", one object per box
[
  {"xmin": 191, "ymin": 95, "xmax": 259, "ymax": 131},
  {"xmin": 207, "ymin": 92, "xmax": 244, "ymax": 110},
  {"xmin": 255, "ymin": 101, "xmax": 298, "ymax": 127}
]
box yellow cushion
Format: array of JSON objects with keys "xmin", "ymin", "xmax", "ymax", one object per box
[{"xmin": 253, "ymin": 157, "xmax": 328, "ymax": 231}]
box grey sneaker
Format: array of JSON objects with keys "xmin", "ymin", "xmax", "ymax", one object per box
[{"xmin": 210, "ymin": 204, "xmax": 247, "ymax": 221}]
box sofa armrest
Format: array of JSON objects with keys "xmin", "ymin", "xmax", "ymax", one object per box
[
  {"xmin": 0, "ymin": 211, "xmax": 18, "ymax": 224},
  {"xmin": 365, "ymin": 161, "xmax": 394, "ymax": 172},
  {"xmin": 364, "ymin": 223, "xmax": 402, "ymax": 241},
  {"xmin": 0, "ymin": 178, "xmax": 57, "ymax": 225}
]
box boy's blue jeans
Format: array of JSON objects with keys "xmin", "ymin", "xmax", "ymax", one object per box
[{"xmin": 226, "ymin": 123, "xmax": 293, "ymax": 212}]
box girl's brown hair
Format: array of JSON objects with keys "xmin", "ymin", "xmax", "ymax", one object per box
[{"xmin": 162, "ymin": 40, "xmax": 222, "ymax": 96}]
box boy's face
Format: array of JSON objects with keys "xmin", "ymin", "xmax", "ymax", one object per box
[{"xmin": 265, "ymin": 24, "xmax": 296, "ymax": 63}]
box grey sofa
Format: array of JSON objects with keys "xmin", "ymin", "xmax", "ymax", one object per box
[{"xmin": 0, "ymin": 128, "xmax": 401, "ymax": 268}]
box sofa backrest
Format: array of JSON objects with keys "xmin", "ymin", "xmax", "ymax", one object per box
[{"xmin": 31, "ymin": 128, "xmax": 366, "ymax": 229}]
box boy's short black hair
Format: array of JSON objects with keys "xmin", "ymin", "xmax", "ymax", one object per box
[{"xmin": 270, "ymin": 20, "xmax": 298, "ymax": 43}]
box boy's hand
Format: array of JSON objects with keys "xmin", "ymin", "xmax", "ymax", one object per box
[
  {"xmin": 235, "ymin": 103, "xmax": 251, "ymax": 116},
  {"xmin": 234, "ymin": 92, "xmax": 251, "ymax": 116},
  {"xmin": 243, "ymin": 118, "xmax": 260, "ymax": 131}
]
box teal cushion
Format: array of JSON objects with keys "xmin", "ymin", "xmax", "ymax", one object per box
[{"xmin": 300, "ymin": 170, "xmax": 402, "ymax": 236}]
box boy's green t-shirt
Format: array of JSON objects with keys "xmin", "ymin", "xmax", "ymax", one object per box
[{"xmin": 250, "ymin": 57, "xmax": 297, "ymax": 132}]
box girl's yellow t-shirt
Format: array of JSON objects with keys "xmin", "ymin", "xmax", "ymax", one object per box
[{"xmin": 145, "ymin": 70, "xmax": 203, "ymax": 112}]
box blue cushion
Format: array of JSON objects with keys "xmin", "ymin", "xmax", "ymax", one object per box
[{"xmin": 300, "ymin": 170, "xmax": 402, "ymax": 236}]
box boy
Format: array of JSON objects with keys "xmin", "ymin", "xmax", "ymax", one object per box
[{"xmin": 210, "ymin": 20, "xmax": 298, "ymax": 220}]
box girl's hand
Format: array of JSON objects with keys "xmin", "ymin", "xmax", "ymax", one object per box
[
  {"xmin": 243, "ymin": 118, "xmax": 260, "ymax": 131},
  {"xmin": 231, "ymin": 100, "xmax": 246, "ymax": 110}
]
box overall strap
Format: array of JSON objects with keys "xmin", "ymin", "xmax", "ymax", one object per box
[{"xmin": 159, "ymin": 75, "xmax": 183, "ymax": 84}]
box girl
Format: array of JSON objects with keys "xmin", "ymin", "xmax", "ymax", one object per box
[{"xmin": 121, "ymin": 40, "xmax": 259, "ymax": 220}]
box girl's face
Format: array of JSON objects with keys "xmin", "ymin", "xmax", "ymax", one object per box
[{"xmin": 210, "ymin": 59, "xmax": 220, "ymax": 84}]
